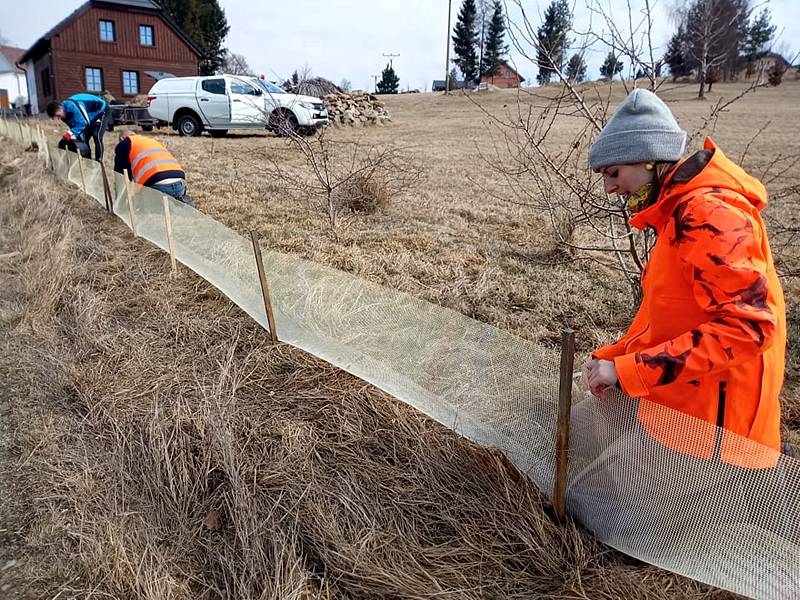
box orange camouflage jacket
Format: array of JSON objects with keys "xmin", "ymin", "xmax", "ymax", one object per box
[{"xmin": 593, "ymin": 138, "xmax": 786, "ymax": 467}]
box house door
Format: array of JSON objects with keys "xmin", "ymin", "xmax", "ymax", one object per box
[{"xmin": 0, "ymin": 89, "xmax": 9, "ymax": 110}]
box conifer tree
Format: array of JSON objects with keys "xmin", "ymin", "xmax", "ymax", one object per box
[
  {"xmin": 599, "ymin": 52, "xmax": 624, "ymax": 79},
  {"xmin": 536, "ymin": 0, "xmax": 572, "ymax": 85},
  {"xmin": 159, "ymin": 0, "xmax": 230, "ymax": 75},
  {"xmin": 481, "ymin": 1, "xmax": 508, "ymax": 79},
  {"xmin": 565, "ymin": 53, "xmax": 587, "ymax": 83},
  {"xmin": 376, "ymin": 62, "xmax": 400, "ymax": 94},
  {"xmin": 452, "ymin": 0, "xmax": 480, "ymax": 84}
]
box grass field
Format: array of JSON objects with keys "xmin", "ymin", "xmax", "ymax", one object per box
[{"xmin": 3, "ymin": 79, "xmax": 797, "ymax": 598}]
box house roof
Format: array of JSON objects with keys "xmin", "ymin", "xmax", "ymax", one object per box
[
  {"xmin": 759, "ymin": 52, "xmax": 791, "ymax": 66},
  {"xmin": 494, "ymin": 61, "xmax": 525, "ymax": 82},
  {"xmin": 0, "ymin": 45, "xmax": 26, "ymax": 73},
  {"xmin": 19, "ymin": 0, "xmax": 203, "ymax": 64},
  {"xmin": 0, "ymin": 46, "xmax": 26, "ymax": 73}
]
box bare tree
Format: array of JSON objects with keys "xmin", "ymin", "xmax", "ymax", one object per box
[
  {"xmin": 220, "ymin": 50, "xmax": 255, "ymax": 76},
  {"xmin": 468, "ymin": 0, "xmax": 794, "ymax": 302},
  {"xmin": 676, "ymin": 0, "xmax": 748, "ymax": 98}
]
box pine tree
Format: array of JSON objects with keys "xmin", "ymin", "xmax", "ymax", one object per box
[
  {"xmin": 599, "ymin": 52, "xmax": 624, "ymax": 79},
  {"xmin": 160, "ymin": 0, "xmax": 230, "ymax": 75},
  {"xmin": 565, "ymin": 53, "xmax": 587, "ymax": 83},
  {"xmin": 664, "ymin": 27, "xmax": 691, "ymax": 80},
  {"xmin": 452, "ymin": 0, "xmax": 480, "ymax": 84},
  {"xmin": 481, "ymin": 1, "xmax": 508, "ymax": 78},
  {"xmin": 536, "ymin": 0, "xmax": 572, "ymax": 85},
  {"xmin": 376, "ymin": 63, "xmax": 400, "ymax": 94},
  {"xmin": 743, "ymin": 8, "xmax": 776, "ymax": 77}
]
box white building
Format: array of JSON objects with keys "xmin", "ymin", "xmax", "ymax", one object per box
[{"xmin": 0, "ymin": 45, "xmax": 29, "ymax": 111}]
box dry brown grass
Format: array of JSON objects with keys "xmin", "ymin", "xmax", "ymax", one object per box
[
  {"xmin": 8, "ymin": 79, "xmax": 796, "ymax": 596},
  {"xmin": 0, "ymin": 143, "xmax": 744, "ymax": 598}
]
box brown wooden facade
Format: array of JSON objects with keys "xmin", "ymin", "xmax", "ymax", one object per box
[
  {"xmin": 480, "ymin": 61, "xmax": 525, "ymax": 89},
  {"xmin": 22, "ymin": 1, "xmax": 200, "ymax": 112}
]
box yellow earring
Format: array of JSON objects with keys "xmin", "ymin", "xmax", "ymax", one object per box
[{"xmin": 644, "ymin": 162, "xmax": 655, "ymax": 171}]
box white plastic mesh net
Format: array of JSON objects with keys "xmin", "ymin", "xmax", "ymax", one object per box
[{"xmin": 2, "ymin": 118, "xmax": 798, "ymax": 600}]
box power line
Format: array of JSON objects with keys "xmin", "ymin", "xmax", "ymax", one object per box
[{"xmin": 382, "ymin": 52, "xmax": 400, "ymax": 68}]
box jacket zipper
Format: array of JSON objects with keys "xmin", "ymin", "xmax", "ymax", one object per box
[
  {"xmin": 712, "ymin": 381, "xmax": 727, "ymax": 462},
  {"xmin": 623, "ymin": 323, "xmax": 651, "ymax": 353}
]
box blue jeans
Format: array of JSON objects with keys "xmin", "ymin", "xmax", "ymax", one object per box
[{"xmin": 150, "ymin": 180, "xmax": 193, "ymax": 206}]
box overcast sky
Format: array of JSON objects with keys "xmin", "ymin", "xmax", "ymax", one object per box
[{"xmin": 2, "ymin": 0, "xmax": 797, "ymax": 92}]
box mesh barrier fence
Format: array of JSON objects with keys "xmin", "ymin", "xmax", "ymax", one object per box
[{"xmin": 2, "ymin": 118, "xmax": 798, "ymax": 600}]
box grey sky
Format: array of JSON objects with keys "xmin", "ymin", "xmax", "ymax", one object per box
[{"xmin": 2, "ymin": 0, "xmax": 797, "ymax": 92}]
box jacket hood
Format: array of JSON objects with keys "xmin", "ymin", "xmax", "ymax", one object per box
[{"xmin": 630, "ymin": 138, "xmax": 768, "ymax": 231}]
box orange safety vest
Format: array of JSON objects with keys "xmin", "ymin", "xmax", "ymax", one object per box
[
  {"xmin": 128, "ymin": 135, "xmax": 183, "ymax": 186},
  {"xmin": 593, "ymin": 138, "xmax": 786, "ymax": 468}
]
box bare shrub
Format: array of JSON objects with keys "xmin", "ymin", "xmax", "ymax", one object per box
[
  {"xmin": 335, "ymin": 170, "xmax": 390, "ymax": 214},
  {"xmin": 767, "ymin": 61, "xmax": 787, "ymax": 86},
  {"xmin": 265, "ymin": 129, "xmax": 423, "ymax": 238}
]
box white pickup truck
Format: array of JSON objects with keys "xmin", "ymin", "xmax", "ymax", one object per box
[{"xmin": 146, "ymin": 75, "xmax": 329, "ymax": 137}]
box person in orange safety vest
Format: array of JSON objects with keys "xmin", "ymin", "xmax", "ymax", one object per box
[
  {"xmin": 581, "ymin": 89, "xmax": 786, "ymax": 468},
  {"xmin": 114, "ymin": 129, "xmax": 193, "ymax": 206}
]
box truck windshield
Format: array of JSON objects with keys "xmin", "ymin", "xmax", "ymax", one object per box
[{"xmin": 254, "ymin": 80, "xmax": 286, "ymax": 95}]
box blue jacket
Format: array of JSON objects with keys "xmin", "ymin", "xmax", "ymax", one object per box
[{"xmin": 62, "ymin": 94, "xmax": 108, "ymax": 138}]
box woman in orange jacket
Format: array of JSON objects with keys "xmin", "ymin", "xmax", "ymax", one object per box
[{"xmin": 581, "ymin": 89, "xmax": 786, "ymax": 467}]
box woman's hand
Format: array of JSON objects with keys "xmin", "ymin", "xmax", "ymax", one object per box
[{"xmin": 582, "ymin": 359, "xmax": 619, "ymax": 398}]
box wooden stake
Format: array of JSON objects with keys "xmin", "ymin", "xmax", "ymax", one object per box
[
  {"xmin": 162, "ymin": 196, "xmax": 178, "ymax": 274},
  {"xmin": 100, "ymin": 163, "xmax": 113, "ymax": 213},
  {"xmin": 39, "ymin": 127, "xmax": 51, "ymax": 170},
  {"xmin": 77, "ymin": 153, "xmax": 87, "ymax": 192},
  {"xmin": 553, "ymin": 328, "xmax": 575, "ymax": 522},
  {"xmin": 250, "ymin": 230, "xmax": 278, "ymax": 343},
  {"xmin": 124, "ymin": 175, "xmax": 137, "ymax": 237}
]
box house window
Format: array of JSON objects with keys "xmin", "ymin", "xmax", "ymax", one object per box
[
  {"xmin": 99, "ymin": 19, "xmax": 116, "ymax": 42},
  {"xmin": 85, "ymin": 67, "xmax": 104, "ymax": 92},
  {"xmin": 122, "ymin": 70, "xmax": 140, "ymax": 95},
  {"xmin": 41, "ymin": 67, "xmax": 52, "ymax": 97},
  {"xmin": 139, "ymin": 25, "xmax": 154, "ymax": 46}
]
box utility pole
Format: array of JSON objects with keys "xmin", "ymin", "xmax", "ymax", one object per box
[
  {"xmin": 444, "ymin": 0, "xmax": 452, "ymax": 93},
  {"xmin": 382, "ymin": 52, "xmax": 400, "ymax": 68},
  {"xmin": 371, "ymin": 74, "xmax": 378, "ymax": 93}
]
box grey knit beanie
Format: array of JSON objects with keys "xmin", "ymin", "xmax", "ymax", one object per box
[{"xmin": 588, "ymin": 89, "xmax": 686, "ymax": 171}]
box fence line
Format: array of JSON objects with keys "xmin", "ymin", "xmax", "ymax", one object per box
[{"xmin": 2, "ymin": 117, "xmax": 798, "ymax": 600}]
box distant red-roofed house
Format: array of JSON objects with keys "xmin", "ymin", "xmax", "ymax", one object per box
[
  {"xmin": 480, "ymin": 61, "xmax": 525, "ymax": 89},
  {"xmin": 0, "ymin": 45, "xmax": 28, "ymax": 110}
]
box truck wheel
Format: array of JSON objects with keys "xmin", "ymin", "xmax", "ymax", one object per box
[
  {"xmin": 177, "ymin": 114, "xmax": 201, "ymax": 137},
  {"xmin": 209, "ymin": 130, "xmax": 228, "ymax": 138},
  {"xmin": 142, "ymin": 125, "xmax": 154, "ymax": 132},
  {"xmin": 269, "ymin": 110, "xmax": 299, "ymax": 137}
]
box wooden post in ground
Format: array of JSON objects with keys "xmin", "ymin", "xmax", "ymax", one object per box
[
  {"xmin": 250, "ymin": 230, "xmax": 278, "ymax": 343},
  {"xmin": 77, "ymin": 153, "xmax": 87, "ymax": 192},
  {"xmin": 553, "ymin": 328, "xmax": 575, "ymax": 522},
  {"xmin": 124, "ymin": 175, "xmax": 137, "ymax": 237},
  {"xmin": 162, "ymin": 196, "xmax": 178, "ymax": 274},
  {"xmin": 100, "ymin": 163, "xmax": 113, "ymax": 213},
  {"xmin": 38, "ymin": 127, "xmax": 51, "ymax": 170}
]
